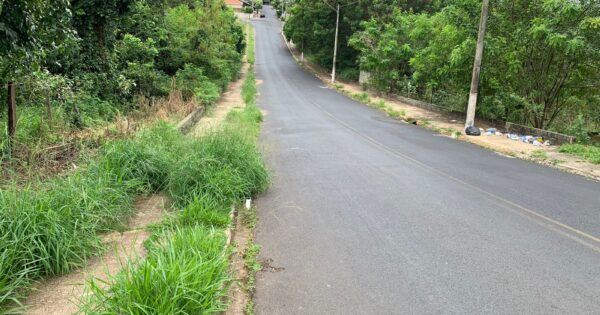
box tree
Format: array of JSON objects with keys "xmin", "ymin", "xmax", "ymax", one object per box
[
  {"xmin": 348, "ymin": 0, "xmax": 600, "ymax": 133},
  {"xmin": 0, "ymin": 0, "xmax": 74, "ymax": 80}
]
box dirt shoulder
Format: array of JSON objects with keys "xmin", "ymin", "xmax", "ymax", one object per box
[{"xmin": 283, "ymin": 35, "xmax": 600, "ymax": 181}]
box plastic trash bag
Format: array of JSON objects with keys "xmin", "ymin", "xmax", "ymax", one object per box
[{"xmin": 465, "ymin": 126, "xmax": 481, "ymax": 136}]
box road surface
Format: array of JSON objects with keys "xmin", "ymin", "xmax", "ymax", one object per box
[{"xmin": 253, "ymin": 6, "xmax": 600, "ymax": 314}]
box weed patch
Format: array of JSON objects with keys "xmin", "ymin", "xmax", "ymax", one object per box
[
  {"xmin": 352, "ymin": 92, "xmax": 370, "ymax": 103},
  {"xmin": 559, "ymin": 144, "xmax": 600, "ymax": 164},
  {"xmin": 81, "ymin": 227, "xmax": 230, "ymax": 314}
]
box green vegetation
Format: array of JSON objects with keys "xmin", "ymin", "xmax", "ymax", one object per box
[
  {"xmin": 80, "ymin": 117, "xmax": 267, "ymax": 313},
  {"xmin": 1, "ymin": 0, "xmax": 245, "ymax": 159},
  {"xmin": 372, "ymin": 100, "xmax": 387, "ymax": 110},
  {"xmin": 352, "ymin": 92, "xmax": 370, "ymax": 103},
  {"xmin": 82, "ymin": 227, "xmax": 231, "ymax": 314},
  {"xmin": 246, "ymin": 24, "xmax": 256, "ymax": 65},
  {"xmin": 0, "ymin": 163, "xmax": 135, "ymax": 312},
  {"xmin": 78, "ymin": 23, "xmax": 267, "ymax": 314},
  {"xmin": 559, "ymin": 144, "xmax": 600, "ymax": 164},
  {"xmin": 284, "ymin": 0, "xmax": 600, "ymax": 139},
  {"xmin": 384, "ymin": 107, "xmax": 406, "ymax": 120},
  {"xmin": 244, "ymin": 242, "xmax": 262, "ymax": 292},
  {"xmin": 0, "ymin": 118, "xmax": 268, "ymax": 311},
  {"xmin": 1, "ymin": 18, "xmax": 266, "ymax": 312}
]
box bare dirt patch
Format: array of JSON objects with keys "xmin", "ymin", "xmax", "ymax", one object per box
[{"xmin": 24, "ymin": 194, "xmax": 170, "ymax": 315}]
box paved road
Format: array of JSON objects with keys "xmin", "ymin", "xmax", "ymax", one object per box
[{"xmin": 253, "ymin": 7, "xmax": 600, "ymax": 314}]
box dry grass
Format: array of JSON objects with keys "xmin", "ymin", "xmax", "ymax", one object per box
[{"xmin": 0, "ymin": 89, "xmax": 200, "ymax": 186}]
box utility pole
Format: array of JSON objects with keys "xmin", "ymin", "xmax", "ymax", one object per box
[
  {"xmin": 331, "ymin": 2, "xmax": 340, "ymax": 83},
  {"xmin": 464, "ymin": 0, "xmax": 490, "ymax": 130}
]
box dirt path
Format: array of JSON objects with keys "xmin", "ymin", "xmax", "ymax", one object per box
[
  {"xmin": 190, "ymin": 64, "xmax": 249, "ymax": 136},
  {"xmin": 24, "ymin": 194, "xmax": 170, "ymax": 315}
]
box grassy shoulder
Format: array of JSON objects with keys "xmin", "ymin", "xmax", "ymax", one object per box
[
  {"xmin": 77, "ymin": 23, "xmax": 267, "ymax": 314},
  {"xmin": 78, "ymin": 116, "xmax": 268, "ymax": 313},
  {"xmin": 559, "ymin": 144, "xmax": 600, "ymax": 164}
]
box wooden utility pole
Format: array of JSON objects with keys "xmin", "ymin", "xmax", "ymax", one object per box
[
  {"xmin": 7, "ymin": 82, "xmax": 16, "ymax": 152},
  {"xmin": 465, "ymin": 0, "xmax": 490, "ymax": 129},
  {"xmin": 331, "ymin": 2, "xmax": 340, "ymax": 83}
]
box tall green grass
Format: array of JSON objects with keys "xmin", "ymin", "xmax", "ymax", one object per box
[
  {"xmin": 76, "ymin": 23, "xmax": 267, "ymax": 315},
  {"xmin": 78, "ymin": 124, "xmax": 267, "ymax": 314},
  {"xmin": 0, "ymin": 118, "xmax": 268, "ymax": 312},
  {"xmin": 81, "ymin": 227, "xmax": 230, "ymax": 314},
  {"xmin": 0, "ymin": 157, "xmax": 138, "ymax": 311},
  {"xmin": 246, "ymin": 24, "xmax": 255, "ymax": 65}
]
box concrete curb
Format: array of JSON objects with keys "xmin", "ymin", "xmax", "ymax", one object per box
[{"xmin": 177, "ymin": 106, "xmax": 205, "ymax": 135}]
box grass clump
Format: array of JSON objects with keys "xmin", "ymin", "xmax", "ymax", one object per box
[
  {"xmin": 0, "ymin": 160, "xmax": 138, "ymax": 311},
  {"xmin": 244, "ymin": 242, "xmax": 262, "ymax": 292},
  {"xmin": 177, "ymin": 195, "xmax": 232, "ymax": 228},
  {"xmin": 81, "ymin": 227, "xmax": 230, "ymax": 314},
  {"xmin": 372, "ymin": 100, "xmax": 386, "ymax": 109},
  {"xmin": 80, "ymin": 121, "xmax": 268, "ymax": 314},
  {"xmin": 352, "ymin": 92, "xmax": 370, "ymax": 103},
  {"xmin": 385, "ymin": 107, "xmax": 405, "ymax": 119},
  {"xmin": 168, "ymin": 129, "xmax": 268, "ymax": 207},
  {"xmin": 559, "ymin": 144, "xmax": 600, "ymax": 164},
  {"xmin": 0, "ymin": 123, "xmax": 184, "ymax": 310}
]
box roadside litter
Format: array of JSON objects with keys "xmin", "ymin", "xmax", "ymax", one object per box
[
  {"xmin": 465, "ymin": 126, "xmax": 481, "ymax": 136},
  {"xmin": 478, "ymin": 127, "xmax": 552, "ymax": 146}
]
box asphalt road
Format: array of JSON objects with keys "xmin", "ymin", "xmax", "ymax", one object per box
[{"xmin": 253, "ymin": 6, "xmax": 600, "ymax": 314}]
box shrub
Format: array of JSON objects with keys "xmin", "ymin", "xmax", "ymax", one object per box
[
  {"xmin": 116, "ymin": 35, "xmax": 158, "ymax": 67},
  {"xmin": 175, "ymin": 64, "xmax": 220, "ymax": 106},
  {"xmin": 338, "ymin": 68, "xmax": 360, "ymax": 82}
]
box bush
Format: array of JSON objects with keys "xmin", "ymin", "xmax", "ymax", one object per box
[
  {"xmin": 338, "ymin": 68, "xmax": 360, "ymax": 82},
  {"xmin": 66, "ymin": 94, "xmax": 119, "ymax": 128},
  {"xmin": 175, "ymin": 64, "xmax": 220, "ymax": 106},
  {"xmin": 116, "ymin": 35, "xmax": 158, "ymax": 66},
  {"xmin": 566, "ymin": 114, "xmax": 591, "ymax": 143}
]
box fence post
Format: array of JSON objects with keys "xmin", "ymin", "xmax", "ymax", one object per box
[
  {"xmin": 7, "ymin": 82, "xmax": 16, "ymax": 153},
  {"xmin": 46, "ymin": 94, "xmax": 52, "ymax": 126}
]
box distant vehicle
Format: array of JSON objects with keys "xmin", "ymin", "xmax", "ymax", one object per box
[{"xmin": 260, "ymin": 11, "xmax": 265, "ymax": 18}]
